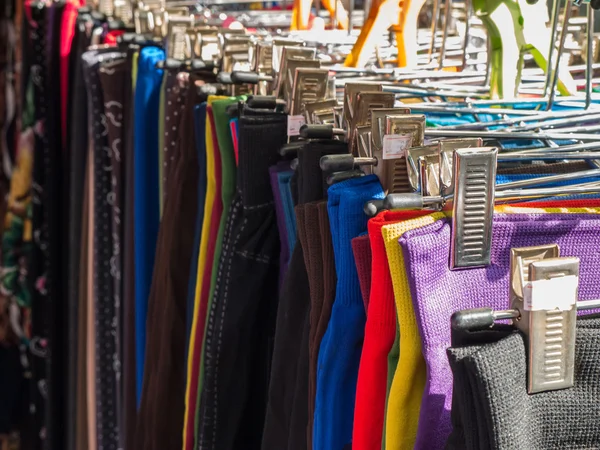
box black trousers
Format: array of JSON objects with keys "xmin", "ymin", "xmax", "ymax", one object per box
[{"xmin": 197, "ymin": 111, "xmax": 287, "ymax": 450}]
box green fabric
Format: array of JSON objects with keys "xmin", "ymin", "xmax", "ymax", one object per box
[
  {"xmin": 193, "ymin": 97, "xmax": 245, "ymax": 443},
  {"xmin": 207, "ymin": 97, "xmax": 241, "ymax": 302},
  {"xmin": 158, "ymin": 72, "xmax": 166, "ymax": 217},
  {"xmin": 132, "ymin": 51, "xmax": 139, "ymax": 90}
]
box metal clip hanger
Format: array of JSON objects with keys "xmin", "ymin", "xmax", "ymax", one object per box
[
  {"xmin": 366, "ymin": 147, "xmax": 600, "ymax": 268},
  {"xmin": 452, "ymin": 246, "xmax": 593, "ymax": 394}
]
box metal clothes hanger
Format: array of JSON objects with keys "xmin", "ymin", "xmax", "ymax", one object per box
[{"xmin": 452, "ymin": 245, "xmax": 600, "ymax": 394}]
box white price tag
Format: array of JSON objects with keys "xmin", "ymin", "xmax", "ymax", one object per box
[
  {"xmin": 287, "ymin": 115, "xmax": 306, "ymax": 137},
  {"xmin": 382, "ymin": 134, "xmax": 413, "ymax": 160},
  {"xmin": 523, "ymin": 275, "xmax": 578, "ymax": 311}
]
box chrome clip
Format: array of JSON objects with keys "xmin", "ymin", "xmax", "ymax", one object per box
[
  {"xmin": 450, "ymin": 147, "xmax": 498, "ymax": 269},
  {"xmin": 275, "ymin": 47, "xmax": 317, "ymax": 99},
  {"xmin": 510, "ymin": 247, "xmax": 579, "ymax": 394},
  {"xmin": 288, "ymin": 68, "xmax": 329, "ymax": 116},
  {"xmin": 439, "ymin": 138, "xmax": 484, "ymax": 197}
]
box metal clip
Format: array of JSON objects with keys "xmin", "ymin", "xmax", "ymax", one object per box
[
  {"xmin": 343, "ymin": 83, "xmax": 383, "ymax": 128},
  {"xmin": 406, "ymin": 144, "xmax": 439, "ymax": 192},
  {"xmin": 418, "ymin": 154, "xmax": 441, "ymax": 196},
  {"xmin": 304, "ymin": 99, "xmax": 339, "ymax": 125},
  {"xmin": 510, "ymin": 247, "xmax": 579, "ymax": 394},
  {"xmin": 349, "ymin": 92, "xmax": 395, "ymax": 155},
  {"xmin": 272, "ymin": 38, "xmax": 305, "ymax": 76},
  {"xmin": 275, "ymin": 47, "xmax": 317, "ymax": 98},
  {"xmin": 166, "ymin": 14, "xmax": 195, "ymax": 60},
  {"xmin": 288, "ymin": 68, "xmax": 329, "ymax": 116},
  {"xmin": 252, "ymin": 41, "xmax": 274, "ymax": 95},
  {"xmin": 439, "ymin": 138, "xmax": 484, "ymax": 197},
  {"xmin": 284, "ymin": 58, "xmax": 321, "ymax": 105},
  {"xmin": 450, "ymin": 147, "xmax": 498, "ymax": 269},
  {"xmin": 370, "ymin": 108, "xmax": 411, "ymax": 152}
]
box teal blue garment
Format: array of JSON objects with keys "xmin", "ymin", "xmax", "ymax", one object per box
[
  {"xmin": 278, "ymin": 171, "xmax": 296, "ymax": 256},
  {"xmin": 134, "ymin": 46, "xmax": 165, "ymax": 405},
  {"xmin": 496, "ymin": 173, "xmax": 600, "ymax": 201}
]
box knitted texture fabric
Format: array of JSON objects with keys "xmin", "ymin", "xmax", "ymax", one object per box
[
  {"xmin": 447, "ymin": 316, "xmax": 600, "ymax": 450},
  {"xmin": 381, "ymin": 212, "xmax": 445, "ymax": 450},
  {"xmin": 401, "ymin": 214, "xmax": 600, "ymax": 450},
  {"xmin": 351, "ymin": 234, "xmax": 371, "ymax": 313},
  {"xmin": 353, "ymin": 210, "xmax": 432, "ymax": 450},
  {"xmin": 313, "ymin": 174, "xmax": 384, "ymax": 450}
]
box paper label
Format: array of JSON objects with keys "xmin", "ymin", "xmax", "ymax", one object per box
[
  {"xmin": 382, "ymin": 134, "xmax": 413, "ymax": 160},
  {"xmin": 523, "ymin": 275, "xmax": 578, "ymax": 311},
  {"xmin": 287, "ymin": 115, "xmax": 306, "ymax": 137}
]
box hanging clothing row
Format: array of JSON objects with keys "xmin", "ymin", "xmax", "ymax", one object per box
[{"xmin": 3, "ymin": 0, "xmax": 600, "ymax": 449}]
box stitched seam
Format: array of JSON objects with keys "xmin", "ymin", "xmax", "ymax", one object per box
[
  {"xmin": 198, "ymin": 196, "xmax": 242, "ymax": 450},
  {"xmin": 212, "ymin": 206, "xmax": 246, "ymax": 450},
  {"xmin": 234, "ymin": 250, "xmax": 272, "ymax": 264},
  {"xmin": 243, "ymin": 200, "xmax": 274, "ymax": 211}
]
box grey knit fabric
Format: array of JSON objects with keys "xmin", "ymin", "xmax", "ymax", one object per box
[{"xmin": 447, "ymin": 317, "xmax": 600, "ymax": 450}]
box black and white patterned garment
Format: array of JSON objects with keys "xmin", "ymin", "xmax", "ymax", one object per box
[
  {"xmin": 99, "ymin": 56, "xmax": 128, "ymax": 450},
  {"xmin": 82, "ymin": 48, "xmax": 126, "ymax": 450},
  {"xmin": 29, "ymin": 5, "xmax": 51, "ymax": 449}
]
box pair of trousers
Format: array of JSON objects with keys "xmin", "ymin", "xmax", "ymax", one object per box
[
  {"xmin": 261, "ymin": 140, "xmax": 348, "ymax": 450},
  {"xmin": 197, "ymin": 111, "xmax": 287, "ymax": 450},
  {"xmin": 135, "ymin": 75, "xmax": 205, "ymax": 450}
]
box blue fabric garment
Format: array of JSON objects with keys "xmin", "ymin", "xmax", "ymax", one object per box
[
  {"xmin": 496, "ymin": 173, "xmax": 600, "ymax": 201},
  {"xmin": 133, "ymin": 47, "xmax": 165, "ymax": 405},
  {"xmin": 185, "ymin": 103, "xmax": 208, "ymax": 363},
  {"xmin": 278, "ymin": 170, "xmax": 296, "ymax": 256},
  {"xmin": 313, "ymin": 175, "xmax": 385, "ymax": 450}
]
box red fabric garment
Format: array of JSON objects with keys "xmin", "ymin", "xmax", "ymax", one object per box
[
  {"xmin": 351, "ymin": 196, "xmax": 600, "ymax": 450},
  {"xmin": 351, "ymin": 235, "xmax": 372, "ymax": 314},
  {"xmin": 104, "ymin": 30, "xmax": 124, "ymax": 45},
  {"xmin": 352, "ymin": 210, "xmax": 430, "ymax": 450},
  {"xmin": 230, "ymin": 119, "xmax": 238, "ymax": 166},
  {"xmin": 59, "ymin": 0, "xmax": 84, "ymax": 147},
  {"xmin": 183, "ymin": 106, "xmax": 223, "ymax": 449}
]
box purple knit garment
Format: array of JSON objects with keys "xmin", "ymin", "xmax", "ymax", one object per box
[
  {"xmin": 399, "ymin": 213, "xmax": 600, "ymax": 450},
  {"xmin": 269, "ymin": 162, "xmax": 292, "ymax": 285}
]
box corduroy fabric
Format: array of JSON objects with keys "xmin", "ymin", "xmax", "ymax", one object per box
[
  {"xmin": 313, "ymin": 175, "xmax": 384, "ymax": 450},
  {"xmin": 354, "ymin": 210, "xmax": 432, "ymax": 450},
  {"xmin": 382, "ymin": 212, "xmax": 445, "ymax": 450},
  {"xmin": 401, "ymin": 214, "xmax": 600, "ymax": 449},
  {"xmin": 351, "ymin": 235, "xmax": 371, "ymax": 313},
  {"xmin": 197, "ymin": 112, "xmax": 287, "ymax": 450},
  {"xmin": 447, "ymin": 316, "xmax": 600, "ymax": 450}
]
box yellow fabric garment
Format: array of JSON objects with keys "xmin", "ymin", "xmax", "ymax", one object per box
[
  {"xmin": 382, "ymin": 204, "xmax": 600, "ymax": 449},
  {"xmin": 182, "ymin": 106, "xmax": 218, "ymax": 449},
  {"xmin": 382, "ymin": 213, "xmax": 445, "ymax": 450}
]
